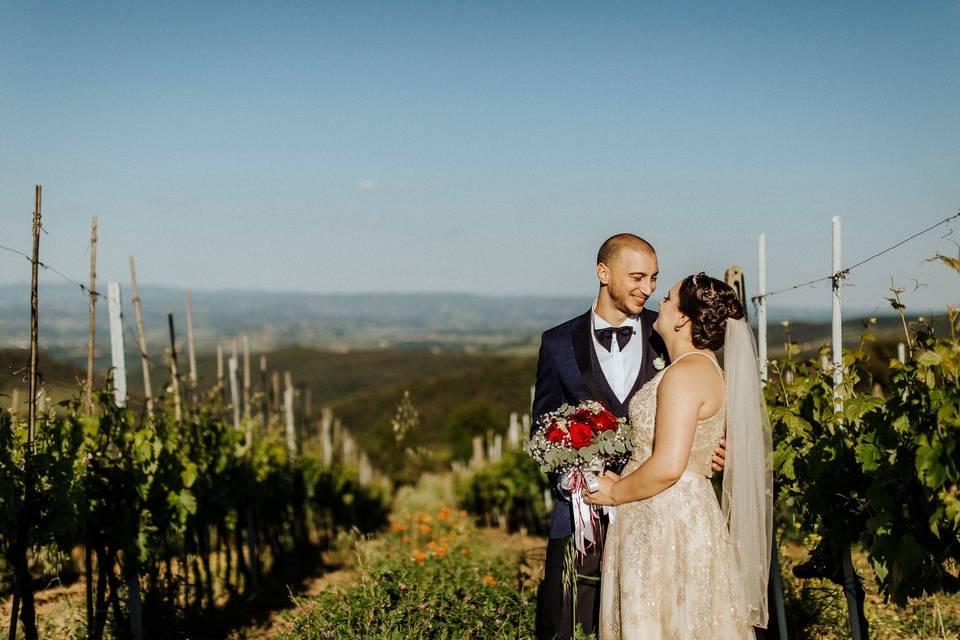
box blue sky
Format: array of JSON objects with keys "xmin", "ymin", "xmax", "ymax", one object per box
[{"xmin": 1, "ymin": 1, "xmax": 958, "ymax": 315}]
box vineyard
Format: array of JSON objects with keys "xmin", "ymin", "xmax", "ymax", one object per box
[
  {"xmin": 0, "ymin": 381, "xmax": 391, "ymax": 639},
  {"xmin": 2, "ymin": 194, "xmax": 960, "ymax": 640}
]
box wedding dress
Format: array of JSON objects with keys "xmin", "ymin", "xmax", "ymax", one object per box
[{"xmin": 599, "ymin": 351, "xmax": 755, "ymax": 640}]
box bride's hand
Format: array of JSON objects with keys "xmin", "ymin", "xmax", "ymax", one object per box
[{"xmin": 584, "ymin": 475, "xmax": 616, "ymax": 506}]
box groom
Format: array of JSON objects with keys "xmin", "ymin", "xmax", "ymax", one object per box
[{"xmin": 532, "ymin": 233, "xmax": 725, "ymax": 639}]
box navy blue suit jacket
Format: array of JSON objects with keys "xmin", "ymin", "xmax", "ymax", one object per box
[{"xmin": 531, "ymin": 307, "xmax": 668, "ymax": 539}]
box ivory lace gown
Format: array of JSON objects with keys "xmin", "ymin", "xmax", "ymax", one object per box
[{"xmin": 599, "ymin": 352, "xmax": 753, "ymax": 639}]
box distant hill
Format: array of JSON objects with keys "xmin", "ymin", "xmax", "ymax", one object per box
[
  {"xmin": 4, "ymin": 282, "xmax": 924, "ymax": 367},
  {"xmin": 194, "ymin": 347, "xmax": 523, "ymax": 409},
  {"xmin": 763, "ymin": 313, "xmax": 951, "ymax": 357},
  {"xmin": 0, "ymin": 283, "xmax": 588, "ymax": 362},
  {"xmin": 324, "ymin": 355, "xmax": 536, "ymax": 472},
  {"xmin": 0, "ymin": 348, "xmax": 88, "ymax": 410}
]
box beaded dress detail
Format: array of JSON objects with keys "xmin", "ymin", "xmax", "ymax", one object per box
[{"xmin": 599, "ymin": 352, "xmax": 753, "ymax": 639}]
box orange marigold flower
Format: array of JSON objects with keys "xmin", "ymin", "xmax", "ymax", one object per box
[
  {"xmin": 390, "ymin": 523, "xmax": 408, "ymax": 533},
  {"xmin": 419, "ymin": 513, "xmax": 432, "ymax": 523},
  {"xmin": 419, "ymin": 524, "xmax": 432, "ymax": 535},
  {"xmin": 482, "ymin": 575, "xmax": 497, "ymax": 586},
  {"xmin": 427, "ymin": 540, "xmax": 437, "ymax": 549},
  {"xmin": 437, "ymin": 506, "xmax": 451, "ymax": 520},
  {"xmin": 460, "ymin": 548, "xmax": 471, "ymax": 557},
  {"xmin": 436, "ymin": 547, "xmax": 447, "ymax": 558},
  {"xmin": 413, "ymin": 550, "xmax": 426, "ymax": 563}
]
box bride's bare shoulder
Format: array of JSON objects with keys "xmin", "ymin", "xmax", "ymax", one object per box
[{"xmin": 658, "ymin": 356, "xmax": 721, "ymax": 396}]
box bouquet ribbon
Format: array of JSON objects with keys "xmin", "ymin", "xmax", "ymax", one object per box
[{"xmin": 563, "ymin": 469, "xmax": 602, "ymax": 557}]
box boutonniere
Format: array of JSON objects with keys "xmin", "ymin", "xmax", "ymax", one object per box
[{"xmin": 652, "ymin": 357, "xmax": 666, "ymax": 371}]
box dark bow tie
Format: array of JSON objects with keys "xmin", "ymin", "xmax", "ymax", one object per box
[{"xmin": 594, "ymin": 326, "xmax": 634, "ymax": 352}]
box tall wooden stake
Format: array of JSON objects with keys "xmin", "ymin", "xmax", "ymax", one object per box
[
  {"xmin": 184, "ymin": 292, "xmax": 197, "ymax": 386},
  {"xmin": 320, "ymin": 408, "xmax": 333, "ymax": 466},
  {"xmin": 242, "ymin": 335, "xmax": 251, "ymax": 417},
  {"xmin": 129, "ymin": 256, "xmax": 153, "ymax": 413},
  {"xmin": 229, "ymin": 345, "xmax": 240, "ymax": 431},
  {"xmin": 107, "ymin": 283, "xmax": 127, "ymax": 407},
  {"xmin": 761, "ymin": 229, "xmax": 788, "ymax": 640},
  {"xmin": 167, "ymin": 311, "xmax": 182, "ymax": 422},
  {"xmin": 14, "ymin": 184, "xmax": 42, "ymax": 640},
  {"xmin": 271, "ymin": 371, "xmax": 280, "ymax": 414},
  {"xmin": 85, "ymin": 216, "xmax": 98, "ymax": 413},
  {"xmin": 832, "ymin": 216, "xmax": 843, "ymax": 413},
  {"xmin": 259, "ymin": 356, "xmax": 269, "ymax": 426},
  {"xmin": 284, "ymin": 371, "xmax": 296, "ymax": 455},
  {"xmin": 831, "ymin": 215, "xmax": 868, "ymax": 639},
  {"xmin": 216, "ymin": 343, "xmax": 224, "ymax": 399},
  {"xmin": 27, "ymin": 185, "xmax": 41, "ymax": 446}
]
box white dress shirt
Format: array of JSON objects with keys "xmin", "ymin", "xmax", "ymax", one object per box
[{"xmin": 590, "ymin": 300, "xmax": 643, "ymax": 403}]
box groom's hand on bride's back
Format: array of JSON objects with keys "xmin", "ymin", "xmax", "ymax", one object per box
[{"xmin": 711, "ymin": 438, "xmax": 726, "ymax": 473}]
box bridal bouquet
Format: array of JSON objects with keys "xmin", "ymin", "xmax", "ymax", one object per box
[{"xmin": 526, "ymin": 400, "xmax": 633, "ymax": 554}]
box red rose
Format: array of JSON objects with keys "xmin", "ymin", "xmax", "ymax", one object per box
[
  {"xmin": 571, "ymin": 409, "xmax": 593, "ymax": 423},
  {"xmin": 568, "ymin": 422, "xmax": 594, "ymax": 449},
  {"xmin": 545, "ymin": 424, "xmax": 566, "ymax": 444},
  {"xmin": 589, "ymin": 410, "xmax": 618, "ymax": 432}
]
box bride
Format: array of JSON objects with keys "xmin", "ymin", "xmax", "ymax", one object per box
[{"xmin": 585, "ymin": 272, "xmax": 773, "ymax": 639}]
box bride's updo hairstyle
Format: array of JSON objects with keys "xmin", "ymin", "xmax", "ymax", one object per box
[{"xmin": 678, "ymin": 272, "xmax": 745, "ymax": 350}]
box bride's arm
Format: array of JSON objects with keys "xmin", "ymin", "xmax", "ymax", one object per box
[{"xmin": 607, "ymin": 367, "xmax": 702, "ymax": 505}]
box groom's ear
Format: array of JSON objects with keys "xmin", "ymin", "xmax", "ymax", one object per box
[{"xmin": 597, "ymin": 262, "xmax": 611, "ymax": 285}]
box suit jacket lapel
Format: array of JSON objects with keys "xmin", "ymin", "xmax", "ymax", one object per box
[{"xmin": 570, "ymin": 313, "xmax": 605, "ymax": 402}]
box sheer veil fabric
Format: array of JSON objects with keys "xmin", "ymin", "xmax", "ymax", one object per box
[{"xmin": 721, "ymin": 318, "xmax": 774, "ymax": 628}]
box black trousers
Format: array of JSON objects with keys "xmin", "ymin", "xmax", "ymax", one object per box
[{"xmin": 535, "ymin": 534, "xmax": 603, "ymax": 640}]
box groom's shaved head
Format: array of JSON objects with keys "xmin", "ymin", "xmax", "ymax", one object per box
[{"xmin": 597, "ymin": 234, "xmax": 656, "ymax": 265}]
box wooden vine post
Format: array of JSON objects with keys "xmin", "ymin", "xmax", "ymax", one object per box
[
  {"xmin": 10, "ymin": 185, "xmax": 44, "ymax": 640},
  {"xmin": 129, "ymin": 256, "xmax": 153, "ymax": 414},
  {"xmin": 242, "ymin": 335, "xmax": 251, "ymax": 418},
  {"xmin": 83, "ymin": 215, "xmax": 98, "ymax": 640},
  {"xmin": 27, "ymin": 186, "xmax": 41, "ymax": 446},
  {"xmin": 259, "ymin": 355, "xmax": 269, "ymax": 426},
  {"xmin": 755, "ymin": 234, "xmax": 789, "ymax": 640},
  {"xmin": 167, "ymin": 311, "xmax": 182, "ymax": 423},
  {"xmin": 284, "ymin": 371, "xmax": 296, "ymax": 455},
  {"xmin": 229, "ymin": 345, "xmax": 241, "ymax": 431},
  {"xmin": 831, "ymin": 216, "xmax": 869, "ymax": 640},
  {"xmin": 107, "ymin": 283, "xmax": 127, "ymax": 407},
  {"xmin": 185, "ymin": 292, "xmax": 198, "ymax": 386},
  {"xmin": 85, "ymin": 216, "xmax": 98, "ymax": 413}
]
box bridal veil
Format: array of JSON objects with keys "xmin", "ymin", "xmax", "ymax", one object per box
[{"xmin": 721, "ymin": 317, "xmax": 774, "ymax": 629}]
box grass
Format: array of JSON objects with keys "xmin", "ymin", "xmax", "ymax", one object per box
[{"xmin": 779, "ymin": 539, "xmax": 960, "ymax": 639}]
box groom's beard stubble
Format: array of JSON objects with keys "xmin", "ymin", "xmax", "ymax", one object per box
[{"xmin": 609, "ymin": 285, "xmax": 647, "ymax": 317}]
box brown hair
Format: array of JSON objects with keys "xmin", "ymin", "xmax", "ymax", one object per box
[{"xmin": 678, "ymin": 272, "xmax": 745, "ymax": 350}]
